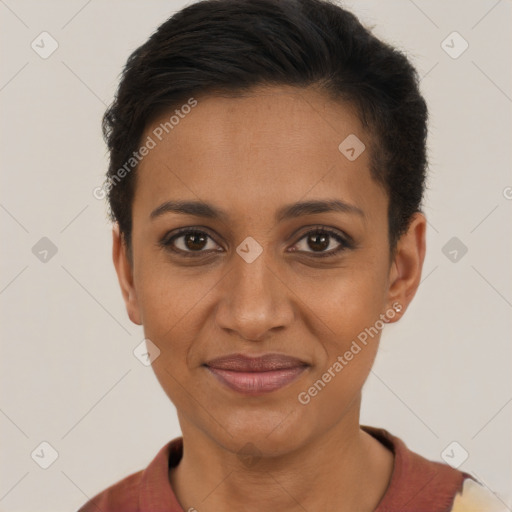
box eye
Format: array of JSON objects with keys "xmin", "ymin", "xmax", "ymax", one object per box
[
  {"xmin": 160, "ymin": 228, "xmax": 222, "ymax": 256},
  {"xmin": 291, "ymin": 227, "xmax": 351, "ymax": 257},
  {"xmin": 161, "ymin": 226, "xmax": 352, "ymax": 259}
]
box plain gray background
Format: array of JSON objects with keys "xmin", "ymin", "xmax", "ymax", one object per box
[{"xmin": 1, "ymin": 1, "xmax": 511, "ymax": 510}]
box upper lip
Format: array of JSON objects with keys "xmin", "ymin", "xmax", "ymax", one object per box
[{"xmin": 205, "ymin": 353, "xmax": 308, "ymax": 372}]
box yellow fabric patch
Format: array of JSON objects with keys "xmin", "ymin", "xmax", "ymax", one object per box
[{"xmin": 451, "ymin": 479, "xmax": 510, "ymax": 512}]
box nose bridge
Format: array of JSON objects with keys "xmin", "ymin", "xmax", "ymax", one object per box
[
  {"xmin": 215, "ymin": 245, "xmax": 293, "ymax": 340},
  {"xmin": 235, "ymin": 249, "xmax": 273, "ymax": 302}
]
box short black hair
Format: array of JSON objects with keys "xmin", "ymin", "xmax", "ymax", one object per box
[{"xmin": 103, "ymin": 0, "xmax": 428, "ymax": 251}]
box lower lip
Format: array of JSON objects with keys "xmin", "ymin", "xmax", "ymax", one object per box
[{"xmin": 206, "ymin": 366, "xmax": 307, "ymax": 395}]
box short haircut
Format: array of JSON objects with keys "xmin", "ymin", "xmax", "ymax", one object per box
[{"xmin": 103, "ymin": 0, "xmax": 428, "ymax": 251}]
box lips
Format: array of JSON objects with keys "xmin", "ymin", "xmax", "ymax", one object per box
[
  {"xmin": 204, "ymin": 353, "xmax": 308, "ymax": 395},
  {"xmin": 206, "ymin": 353, "xmax": 307, "ymax": 372}
]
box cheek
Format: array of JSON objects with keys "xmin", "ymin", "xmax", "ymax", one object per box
[
  {"xmin": 132, "ymin": 254, "xmax": 225, "ymax": 400},
  {"xmin": 296, "ymin": 275, "xmax": 388, "ymax": 417},
  {"xmin": 137, "ymin": 269, "xmax": 205, "ymax": 409},
  {"xmin": 305, "ymin": 260, "xmax": 389, "ymax": 344},
  {"xmin": 134, "ymin": 249, "xmax": 214, "ymax": 333},
  {"xmin": 298, "ymin": 256, "xmax": 389, "ymax": 394}
]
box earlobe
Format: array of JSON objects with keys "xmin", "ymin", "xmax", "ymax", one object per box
[
  {"xmin": 385, "ymin": 212, "xmax": 426, "ymax": 323},
  {"xmin": 112, "ymin": 224, "xmax": 142, "ymax": 325}
]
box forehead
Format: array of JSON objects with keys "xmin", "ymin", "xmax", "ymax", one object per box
[
  {"xmin": 134, "ymin": 85, "xmax": 384, "ymax": 221},
  {"xmin": 144, "ymin": 85, "xmax": 365, "ymax": 161}
]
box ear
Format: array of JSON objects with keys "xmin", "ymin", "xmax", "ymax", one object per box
[
  {"xmin": 112, "ymin": 224, "xmax": 142, "ymax": 325},
  {"xmin": 385, "ymin": 212, "xmax": 426, "ymax": 322}
]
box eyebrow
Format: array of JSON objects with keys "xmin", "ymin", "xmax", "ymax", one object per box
[
  {"xmin": 150, "ymin": 199, "xmax": 365, "ymax": 221},
  {"xmin": 150, "ymin": 200, "xmax": 228, "ymax": 221},
  {"xmin": 275, "ymin": 199, "xmax": 364, "ymax": 222}
]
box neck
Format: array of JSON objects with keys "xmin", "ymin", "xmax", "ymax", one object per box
[{"xmin": 169, "ymin": 410, "xmax": 393, "ymax": 512}]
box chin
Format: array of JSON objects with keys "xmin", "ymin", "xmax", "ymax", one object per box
[{"xmin": 206, "ymin": 406, "xmax": 314, "ymax": 458}]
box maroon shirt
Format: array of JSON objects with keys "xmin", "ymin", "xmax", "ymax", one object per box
[{"xmin": 78, "ymin": 426, "xmax": 472, "ymax": 512}]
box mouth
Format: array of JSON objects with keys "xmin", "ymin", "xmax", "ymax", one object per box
[{"xmin": 204, "ymin": 353, "xmax": 309, "ymax": 395}]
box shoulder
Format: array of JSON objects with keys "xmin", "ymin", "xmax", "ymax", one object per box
[
  {"xmin": 366, "ymin": 426, "xmax": 509, "ymax": 511},
  {"xmin": 451, "ymin": 479, "xmax": 510, "ymax": 512},
  {"xmin": 77, "ymin": 470, "xmax": 144, "ymax": 512},
  {"xmin": 363, "ymin": 426, "xmax": 471, "ymax": 512},
  {"xmin": 76, "ymin": 438, "xmax": 183, "ymax": 512}
]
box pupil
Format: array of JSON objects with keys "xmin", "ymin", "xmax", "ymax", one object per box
[
  {"xmin": 308, "ymin": 233, "xmax": 329, "ymax": 251},
  {"xmin": 186, "ymin": 233, "xmax": 207, "ymax": 250}
]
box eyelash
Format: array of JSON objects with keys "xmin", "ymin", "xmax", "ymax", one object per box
[{"xmin": 159, "ymin": 226, "xmax": 353, "ymax": 259}]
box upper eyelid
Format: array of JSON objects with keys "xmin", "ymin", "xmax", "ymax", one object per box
[
  {"xmin": 164, "ymin": 227, "xmax": 220, "ymax": 245},
  {"xmin": 290, "ymin": 228, "xmax": 351, "ymax": 252}
]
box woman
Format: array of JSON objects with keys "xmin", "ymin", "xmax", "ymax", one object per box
[{"xmin": 79, "ymin": 0, "xmax": 503, "ymax": 510}]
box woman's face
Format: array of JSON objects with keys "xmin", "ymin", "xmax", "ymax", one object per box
[{"xmin": 114, "ymin": 85, "xmax": 424, "ymax": 457}]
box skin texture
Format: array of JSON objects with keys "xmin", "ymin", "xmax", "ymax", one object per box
[{"xmin": 113, "ymin": 85, "xmax": 426, "ymax": 511}]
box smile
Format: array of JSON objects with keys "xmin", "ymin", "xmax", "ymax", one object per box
[{"xmin": 204, "ymin": 353, "xmax": 309, "ymax": 395}]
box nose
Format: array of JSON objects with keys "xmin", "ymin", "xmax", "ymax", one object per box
[{"xmin": 214, "ymin": 248, "xmax": 295, "ymax": 342}]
